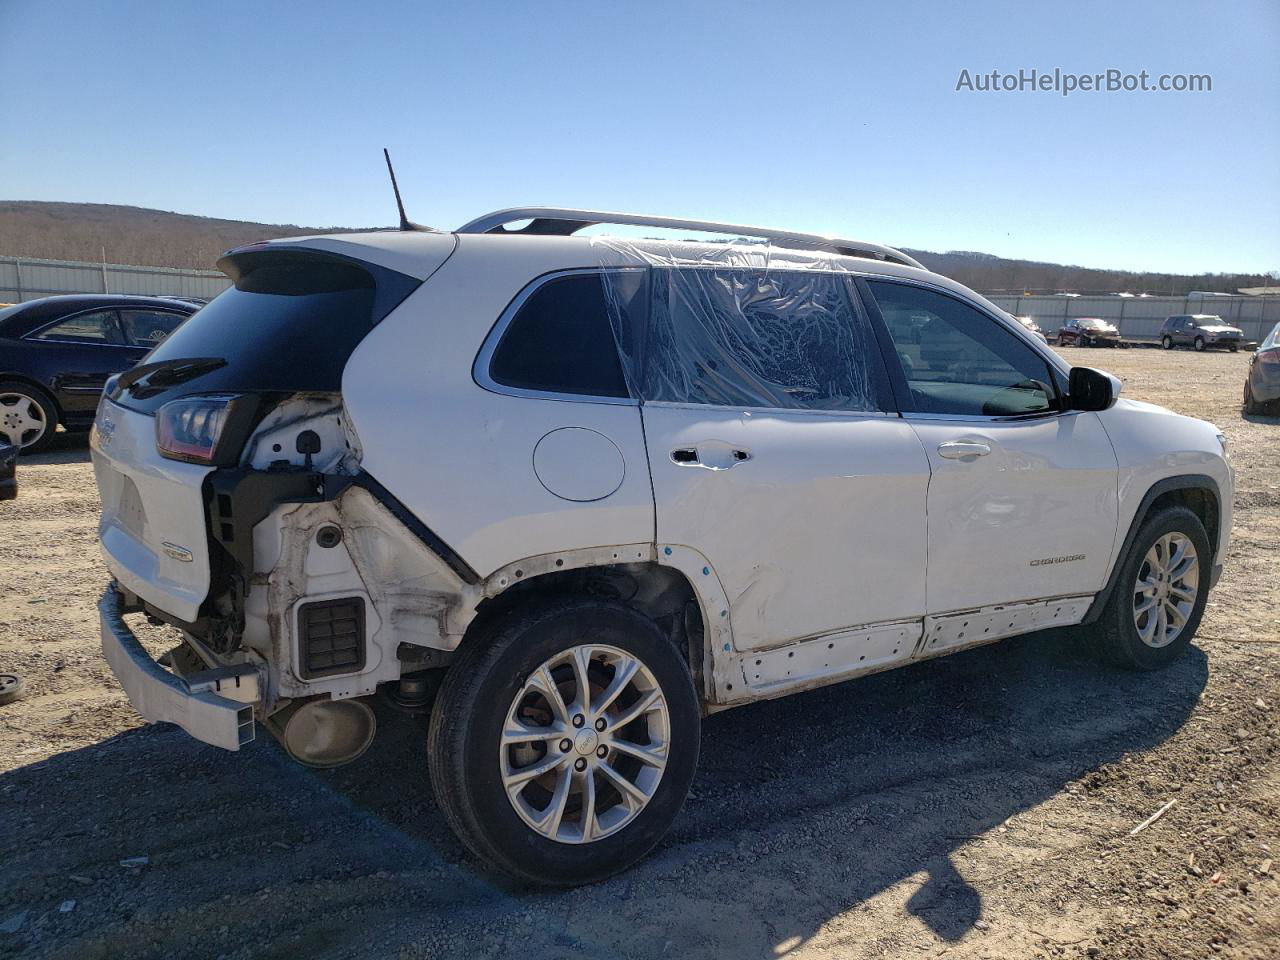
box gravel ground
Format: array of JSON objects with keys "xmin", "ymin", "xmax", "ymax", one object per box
[{"xmin": 1, "ymin": 346, "xmax": 1277, "ymax": 960}]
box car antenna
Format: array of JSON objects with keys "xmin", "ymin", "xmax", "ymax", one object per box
[{"xmin": 383, "ymin": 148, "xmax": 435, "ymax": 232}]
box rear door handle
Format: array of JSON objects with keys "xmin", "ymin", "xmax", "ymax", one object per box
[{"xmin": 937, "ymin": 441, "xmax": 991, "ymax": 460}]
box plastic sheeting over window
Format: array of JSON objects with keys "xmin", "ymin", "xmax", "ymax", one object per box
[{"xmin": 594, "ymin": 240, "xmax": 888, "ymax": 412}]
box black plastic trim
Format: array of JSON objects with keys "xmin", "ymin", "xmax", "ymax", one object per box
[
  {"xmin": 1081, "ymin": 474, "xmax": 1222, "ymax": 624},
  {"xmin": 297, "ymin": 597, "xmax": 367, "ymax": 679}
]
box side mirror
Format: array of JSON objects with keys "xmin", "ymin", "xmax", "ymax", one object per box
[{"xmin": 1067, "ymin": 367, "xmax": 1120, "ymax": 411}]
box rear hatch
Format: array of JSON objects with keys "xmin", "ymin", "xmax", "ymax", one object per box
[{"xmin": 92, "ymin": 234, "xmax": 454, "ymax": 622}]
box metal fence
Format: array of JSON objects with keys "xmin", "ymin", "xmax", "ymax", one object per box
[
  {"xmin": 4, "ymin": 252, "xmax": 1278, "ymax": 345},
  {"xmin": 0, "ymin": 254, "xmax": 231, "ymax": 304},
  {"xmin": 987, "ymin": 293, "xmax": 1280, "ymax": 343}
]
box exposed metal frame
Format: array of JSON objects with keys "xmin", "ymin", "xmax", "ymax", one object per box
[{"xmin": 457, "ymin": 207, "xmax": 925, "ymax": 270}]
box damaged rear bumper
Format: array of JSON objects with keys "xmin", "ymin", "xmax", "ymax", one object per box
[{"xmin": 99, "ymin": 585, "xmax": 260, "ymax": 751}]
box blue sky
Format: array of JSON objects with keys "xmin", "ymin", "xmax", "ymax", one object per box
[{"xmin": 1, "ymin": 0, "xmax": 1276, "ymax": 274}]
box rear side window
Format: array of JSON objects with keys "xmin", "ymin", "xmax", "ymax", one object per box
[
  {"xmin": 488, "ymin": 272, "xmax": 631, "ymax": 398},
  {"xmin": 640, "ymin": 268, "xmax": 887, "ymax": 412},
  {"xmin": 34, "ymin": 309, "xmax": 122, "ymax": 344},
  {"xmin": 119, "ymin": 309, "xmax": 186, "ymax": 347}
]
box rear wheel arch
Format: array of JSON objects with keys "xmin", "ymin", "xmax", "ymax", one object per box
[
  {"xmin": 1084, "ymin": 475, "xmax": 1221, "ymax": 624},
  {"xmin": 460, "ymin": 553, "xmax": 711, "ymax": 702}
]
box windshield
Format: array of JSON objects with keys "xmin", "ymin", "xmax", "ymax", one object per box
[
  {"xmin": 1262, "ymin": 323, "xmax": 1280, "ymax": 350},
  {"xmin": 1078, "ymin": 319, "xmax": 1110, "ymax": 329},
  {"xmin": 1193, "ymin": 316, "xmax": 1225, "ymax": 328}
]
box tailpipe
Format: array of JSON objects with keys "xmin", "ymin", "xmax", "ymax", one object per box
[{"xmin": 265, "ymin": 696, "xmax": 376, "ymax": 768}]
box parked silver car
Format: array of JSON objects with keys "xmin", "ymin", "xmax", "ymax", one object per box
[{"xmin": 1160, "ymin": 314, "xmax": 1244, "ymax": 352}]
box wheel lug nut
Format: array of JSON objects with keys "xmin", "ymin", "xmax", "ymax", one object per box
[
  {"xmin": 574, "ymin": 758, "xmax": 587, "ymax": 771},
  {"xmin": 596, "ymin": 745, "xmax": 607, "ymax": 758},
  {"xmin": 572, "ymin": 715, "xmax": 585, "ymax": 728},
  {"xmin": 559, "ymin": 739, "xmax": 572, "ymax": 753},
  {"xmin": 595, "ymin": 718, "xmax": 606, "ymax": 732}
]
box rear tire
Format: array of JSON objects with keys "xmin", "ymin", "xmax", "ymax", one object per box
[
  {"xmin": 1090, "ymin": 506, "xmax": 1210, "ymax": 671},
  {"xmin": 428, "ymin": 599, "xmax": 700, "ymax": 886},
  {"xmin": 0, "ymin": 381, "xmax": 57, "ymax": 454},
  {"xmin": 1162, "ymin": 336, "xmax": 1174, "ymax": 350},
  {"xmin": 1228, "ymin": 343, "xmax": 1238, "ymax": 353}
]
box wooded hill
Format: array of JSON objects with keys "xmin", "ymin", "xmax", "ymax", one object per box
[{"xmin": 0, "ymin": 200, "xmax": 1269, "ymax": 295}]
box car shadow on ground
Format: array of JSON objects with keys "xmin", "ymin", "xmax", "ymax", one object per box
[
  {"xmin": 1241, "ymin": 411, "xmax": 1280, "ymax": 425},
  {"xmin": 0, "ymin": 629, "xmax": 1207, "ymax": 959}
]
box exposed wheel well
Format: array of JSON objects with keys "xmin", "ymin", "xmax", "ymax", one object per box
[
  {"xmin": 1083, "ymin": 476, "xmax": 1222, "ymax": 625},
  {"xmin": 1147, "ymin": 486, "xmax": 1219, "ymax": 560},
  {"xmin": 460, "ymin": 562, "xmax": 707, "ymax": 694}
]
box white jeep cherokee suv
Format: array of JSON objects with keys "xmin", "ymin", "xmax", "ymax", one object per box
[{"xmin": 92, "ymin": 208, "xmax": 1232, "ymax": 885}]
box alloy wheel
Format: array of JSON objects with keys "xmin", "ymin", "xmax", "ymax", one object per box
[
  {"xmin": 1133, "ymin": 532, "xmax": 1199, "ymax": 648},
  {"xmin": 500, "ymin": 644, "xmax": 669, "ymax": 844},
  {"xmin": 0, "ymin": 392, "xmax": 48, "ymax": 449}
]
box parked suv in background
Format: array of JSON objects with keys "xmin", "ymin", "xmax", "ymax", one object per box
[
  {"xmin": 1056, "ymin": 317, "xmax": 1121, "ymax": 347},
  {"xmin": 92, "ymin": 208, "xmax": 1233, "ymax": 885},
  {"xmin": 0, "ymin": 294, "xmax": 197, "ymax": 451},
  {"xmin": 1161, "ymin": 314, "xmax": 1245, "ymax": 352}
]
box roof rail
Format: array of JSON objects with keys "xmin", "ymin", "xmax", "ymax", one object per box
[{"xmin": 455, "ymin": 207, "xmax": 924, "ymax": 270}]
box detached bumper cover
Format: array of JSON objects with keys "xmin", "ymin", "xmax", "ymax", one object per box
[{"xmin": 99, "ymin": 586, "xmax": 257, "ymax": 751}]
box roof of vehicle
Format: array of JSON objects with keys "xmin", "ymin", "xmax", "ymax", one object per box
[
  {"xmin": 237, "ymin": 208, "xmax": 1031, "ymax": 315},
  {"xmin": 241, "ymin": 206, "xmax": 930, "ymax": 275},
  {"xmin": 0, "ymin": 294, "xmax": 198, "ymax": 339},
  {"xmin": 226, "ymin": 209, "xmax": 1071, "ymax": 365}
]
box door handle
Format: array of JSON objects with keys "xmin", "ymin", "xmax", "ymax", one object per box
[
  {"xmin": 937, "ymin": 441, "xmax": 991, "ymax": 460},
  {"xmin": 670, "ymin": 446, "xmax": 752, "ymax": 470}
]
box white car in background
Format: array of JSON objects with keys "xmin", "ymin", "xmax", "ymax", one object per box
[
  {"xmin": 91, "ymin": 208, "xmax": 1233, "ymax": 885},
  {"xmin": 1007, "ymin": 312, "xmax": 1048, "ymax": 343}
]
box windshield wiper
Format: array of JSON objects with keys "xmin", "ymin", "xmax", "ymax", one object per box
[{"xmin": 118, "ymin": 357, "xmax": 227, "ymax": 398}]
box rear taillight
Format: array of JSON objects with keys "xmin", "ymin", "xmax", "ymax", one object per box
[{"xmin": 156, "ymin": 395, "xmax": 238, "ymax": 464}]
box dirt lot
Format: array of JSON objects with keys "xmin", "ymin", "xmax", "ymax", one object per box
[{"xmin": 1, "ymin": 347, "xmax": 1277, "ymax": 960}]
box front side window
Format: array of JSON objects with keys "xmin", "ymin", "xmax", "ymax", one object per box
[
  {"xmin": 488, "ymin": 272, "xmax": 632, "ymax": 398},
  {"xmin": 866, "ymin": 280, "xmax": 1057, "ymax": 417},
  {"xmin": 119, "ymin": 309, "xmax": 186, "ymax": 347},
  {"xmin": 639, "ymin": 268, "xmax": 887, "ymax": 412},
  {"xmin": 33, "ymin": 309, "xmax": 122, "ymax": 345}
]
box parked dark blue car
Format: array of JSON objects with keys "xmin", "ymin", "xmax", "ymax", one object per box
[{"xmin": 0, "ymin": 295, "xmax": 198, "ymax": 452}]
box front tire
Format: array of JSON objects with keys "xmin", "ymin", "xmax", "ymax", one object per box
[
  {"xmin": 428, "ymin": 599, "xmax": 700, "ymax": 886},
  {"xmin": 1194, "ymin": 337, "xmax": 1206, "ymax": 352},
  {"xmin": 0, "ymin": 381, "xmax": 57, "ymax": 453},
  {"xmin": 1090, "ymin": 506, "xmax": 1210, "ymax": 671}
]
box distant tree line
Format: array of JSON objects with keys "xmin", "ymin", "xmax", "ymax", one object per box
[
  {"xmin": 1, "ymin": 201, "xmax": 1272, "ymax": 295},
  {"xmin": 0, "ymin": 201, "xmax": 377, "ymax": 272},
  {"xmin": 906, "ymin": 249, "xmax": 1276, "ymax": 297}
]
